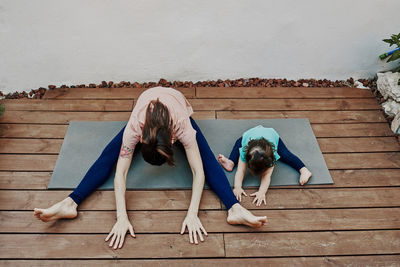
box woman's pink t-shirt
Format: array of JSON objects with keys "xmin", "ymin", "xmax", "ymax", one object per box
[{"xmin": 122, "ymin": 87, "xmax": 196, "ymax": 152}]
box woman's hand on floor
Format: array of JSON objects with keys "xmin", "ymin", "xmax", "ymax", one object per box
[
  {"xmin": 180, "ymin": 214, "xmax": 208, "ymax": 244},
  {"xmin": 105, "ymin": 215, "xmax": 135, "ymax": 249},
  {"xmin": 233, "ymin": 187, "xmax": 247, "ymax": 202}
]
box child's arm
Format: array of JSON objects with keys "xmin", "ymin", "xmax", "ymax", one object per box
[
  {"xmin": 250, "ymin": 166, "xmax": 274, "ymax": 206},
  {"xmin": 233, "ymin": 159, "xmax": 248, "ymax": 202}
]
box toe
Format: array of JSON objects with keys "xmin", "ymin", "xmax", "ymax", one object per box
[
  {"xmin": 38, "ymin": 215, "xmax": 48, "ymax": 222},
  {"xmin": 258, "ymin": 216, "xmax": 267, "ymax": 222},
  {"xmin": 34, "ymin": 208, "xmax": 43, "ymax": 215}
]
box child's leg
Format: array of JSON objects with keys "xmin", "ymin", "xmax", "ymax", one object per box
[
  {"xmin": 276, "ymin": 138, "xmax": 305, "ymax": 171},
  {"xmin": 69, "ymin": 125, "xmax": 126, "ymax": 204},
  {"xmin": 189, "ymin": 118, "xmax": 239, "ymax": 210},
  {"xmin": 228, "ymin": 137, "xmax": 243, "ymax": 166},
  {"xmin": 218, "ymin": 137, "xmax": 242, "ymax": 171},
  {"xmin": 277, "ymin": 138, "xmax": 311, "ymax": 185}
]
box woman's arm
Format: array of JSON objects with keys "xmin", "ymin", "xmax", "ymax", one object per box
[
  {"xmin": 250, "ymin": 166, "xmax": 274, "ymax": 206},
  {"xmin": 233, "ymin": 159, "xmax": 248, "ymax": 202},
  {"xmin": 105, "ymin": 144, "xmax": 135, "ymax": 249},
  {"xmin": 181, "ymin": 139, "xmax": 208, "ymax": 244}
]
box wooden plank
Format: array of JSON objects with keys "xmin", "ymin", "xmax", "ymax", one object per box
[
  {"xmin": 0, "ymin": 172, "xmax": 51, "ymax": 189},
  {"xmin": 0, "ymin": 111, "xmax": 132, "ymax": 124},
  {"xmin": 311, "ymin": 123, "xmax": 394, "ymax": 137},
  {"xmin": 325, "ymin": 152, "xmax": 400, "ymax": 169},
  {"xmin": 236, "ymin": 187, "xmax": 400, "ymax": 210},
  {"xmin": 1, "ymin": 256, "xmax": 400, "ymax": 267},
  {"xmin": 0, "ymin": 110, "xmax": 215, "ymax": 124},
  {"xmin": 0, "ymin": 124, "xmax": 68, "ymax": 138},
  {"xmin": 196, "ymin": 86, "xmax": 374, "ymax": 98},
  {"xmin": 318, "ymin": 137, "xmax": 400, "ymax": 153},
  {"xmin": 3, "ymin": 99, "xmax": 134, "ymax": 111},
  {"xmin": 2, "ymin": 208, "xmax": 399, "ymax": 233},
  {"xmin": 1, "ymin": 169, "xmax": 399, "ymax": 190},
  {"xmin": 224, "ymin": 230, "xmax": 400, "ymax": 257},
  {"xmin": 0, "ymin": 234, "xmax": 224, "ymax": 259},
  {"xmin": 0, "ymin": 139, "xmax": 62, "ymax": 154},
  {"xmin": 325, "ymin": 169, "xmax": 400, "ymax": 188},
  {"xmin": 2, "ymin": 188, "xmax": 399, "ymax": 211},
  {"xmin": 1, "ymin": 123, "xmax": 394, "ymax": 139},
  {"xmin": 0, "ymin": 155, "xmax": 57, "ymax": 171},
  {"xmin": 0, "ymin": 190, "xmax": 221, "ymax": 210},
  {"xmin": 189, "ymin": 98, "xmax": 380, "ymax": 111},
  {"xmin": 217, "ymin": 110, "xmax": 386, "ymax": 123},
  {"xmin": 43, "ymin": 87, "xmax": 195, "ymax": 99},
  {"xmin": 2, "ymin": 152, "xmax": 398, "ymax": 171},
  {"xmin": 3, "ymin": 137, "xmax": 398, "ymax": 154}
]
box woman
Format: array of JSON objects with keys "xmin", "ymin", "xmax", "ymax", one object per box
[{"xmin": 34, "ymin": 87, "xmax": 267, "ymax": 249}]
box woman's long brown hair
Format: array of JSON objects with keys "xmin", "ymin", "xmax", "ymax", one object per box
[{"xmin": 141, "ymin": 99, "xmax": 175, "ymax": 166}]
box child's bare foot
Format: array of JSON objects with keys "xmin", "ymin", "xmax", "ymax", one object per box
[
  {"xmin": 299, "ymin": 167, "xmax": 312, "ymax": 185},
  {"xmin": 227, "ymin": 203, "xmax": 267, "ymax": 228},
  {"xmin": 217, "ymin": 154, "xmax": 234, "ymax": 172},
  {"xmin": 34, "ymin": 197, "xmax": 78, "ymax": 222}
]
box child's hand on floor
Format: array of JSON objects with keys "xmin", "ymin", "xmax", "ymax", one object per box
[
  {"xmin": 250, "ymin": 191, "xmax": 267, "ymax": 206},
  {"xmin": 233, "ymin": 187, "xmax": 247, "ymax": 202}
]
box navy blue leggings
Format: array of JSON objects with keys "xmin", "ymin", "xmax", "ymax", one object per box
[
  {"xmin": 228, "ymin": 137, "xmax": 305, "ymax": 171},
  {"xmin": 69, "ymin": 118, "xmax": 238, "ymax": 210}
]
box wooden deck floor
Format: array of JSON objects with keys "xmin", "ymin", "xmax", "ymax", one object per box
[{"xmin": 0, "ymin": 86, "xmax": 399, "ymax": 266}]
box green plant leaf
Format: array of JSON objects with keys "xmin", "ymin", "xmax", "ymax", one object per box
[
  {"xmin": 387, "ymin": 50, "xmax": 400, "ymax": 62},
  {"xmin": 394, "ymin": 33, "xmax": 400, "ymax": 46},
  {"xmin": 383, "ymin": 38, "xmax": 394, "ymax": 45},
  {"xmin": 383, "ymin": 33, "xmax": 400, "ymax": 47}
]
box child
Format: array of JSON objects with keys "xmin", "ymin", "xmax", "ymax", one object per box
[{"xmin": 218, "ymin": 125, "xmax": 312, "ymax": 206}]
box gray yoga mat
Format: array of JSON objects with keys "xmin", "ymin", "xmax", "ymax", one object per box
[{"xmin": 48, "ymin": 119, "xmax": 333, "ymax": 189}]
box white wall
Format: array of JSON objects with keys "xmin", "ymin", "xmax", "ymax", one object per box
[{"xmin": 0, "ymin": 0, "xmax": 399, "ymax": 93}]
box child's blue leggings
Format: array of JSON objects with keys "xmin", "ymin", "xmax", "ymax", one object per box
[
  {"xmin": 228, "ymin": 137, "xmax": 305, "ymax": 171},
  {"xmin": 69, "ymin": 118, "xmax": 239, "ymax": 210}
]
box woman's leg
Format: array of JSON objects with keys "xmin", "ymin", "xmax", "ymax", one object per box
[
  {"xmin": 189, "ymin": 118, "xmax": 267, "ymax": 227},
  {"xmin": 34, "ymin": 126, "xmax": 126, "ymax": 222},
  {"xmin": 277, "ymin": 138, "xmax": 312, "ymax": 185},
  {"xmin": 189, "ymin": 118, "xmax": 238, "ymax": 210},
  {"xmin": 69, "ymin": 126, "xmax": 127, "ymax": 204}
]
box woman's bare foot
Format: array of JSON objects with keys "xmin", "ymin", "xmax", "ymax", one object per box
[
  {"xmin": 299, "ymin": 167, "xmax": 312, "ymax": 185},
  {"xmin": 227, "ymin": 203, "xmax": 267, "ymax": 228},
  {"xmin": 34, "ymin": 197, "xmax": 78, "ymax": 222},
  {"xmin": 217, "ymin": 154, "xmax": 234, "ymax": 172}
]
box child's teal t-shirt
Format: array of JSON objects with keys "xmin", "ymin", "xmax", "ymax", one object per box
[{"xmin": 239, "ymin": 125, "xmax": 280, "ymax": 163}]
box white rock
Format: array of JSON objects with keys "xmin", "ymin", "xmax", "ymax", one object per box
[
  {"xmin": 354, "ymin": 81, "xmax": 370, "ymax": 89},
  {"xmin": 391, "ymin": 112, "xmax": 400, "ymax": 134},
  {"xmin": 377, "ymin": 72, "xmax": 400, "ymax": 101},
  {"xmin": 382, "ymin": 99, "xmax": 400, "ymax": 116}
]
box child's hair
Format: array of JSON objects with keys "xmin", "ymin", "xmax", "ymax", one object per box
[
  {"xmin": 244, "ymin": 138, "xmax": 276, "ymax": 176},
  {"xmin": 141, "ymin": 99, "xmax": 174, "ymax": 166}
]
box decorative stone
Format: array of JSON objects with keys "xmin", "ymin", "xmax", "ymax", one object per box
[
  {"xmin": 391, "ymin": 112, "xmax": 400, "ymax": 134},
  {"xmin": 377, "ymin": 72, "xmax": 400, "ymax": 101},
  {"xmin": 382, "ymin": 99, "xmax": 400, "ymax": 117},
  {"xmin": 354, "ymin": 80, "xmax": 370, "ymax": 89}
]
